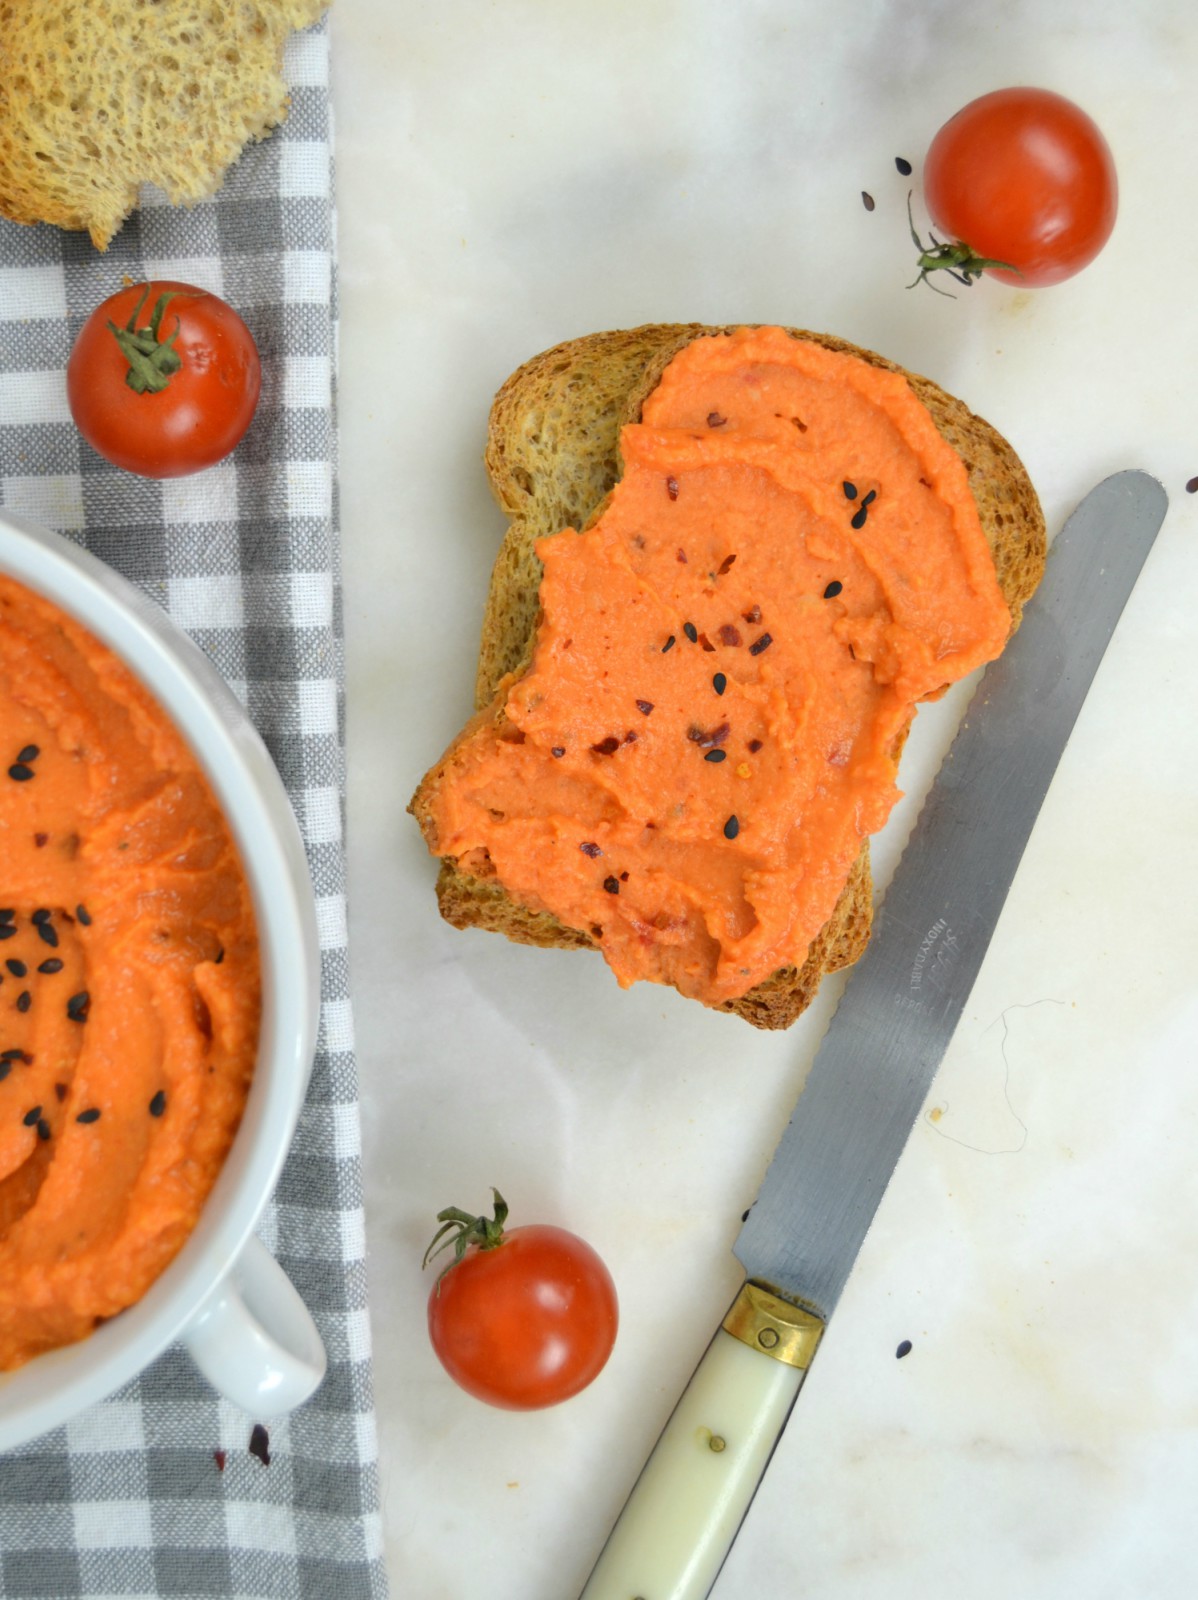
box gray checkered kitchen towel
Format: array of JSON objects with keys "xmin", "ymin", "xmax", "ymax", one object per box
[{"xmin": 0, "ymin": 19, "xmax": 387, "ymax": 1600}]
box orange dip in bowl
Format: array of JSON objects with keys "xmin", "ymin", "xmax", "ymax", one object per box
[
  {"xmin": 0, "ymin": 573, "xmax": 260, "ymax": 1371},
  {"xmin": 424, "ymin": 327, "xmax": 1012, "ymax": 1007}
]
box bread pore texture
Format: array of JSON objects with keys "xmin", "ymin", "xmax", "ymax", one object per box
[
  {"xmin": 0, "ymin": 0, "xmax": 328, "ymax": 250},
  {"xmin": 411, "ymin": 325, "xmax": 1046, "ymax": 1028}
]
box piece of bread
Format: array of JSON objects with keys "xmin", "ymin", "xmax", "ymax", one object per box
[
  {"xmin": 0, "ymin": 0, "xmax": 328, "ymax": 251},
  {"xmin": 412, "ymin": 325, "xmax": 1046, "ymax": 1029}
]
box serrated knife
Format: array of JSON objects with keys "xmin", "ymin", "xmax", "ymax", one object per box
[{"xmin": 579, "ymin": 470, "xmax": 1169, "ymax": 1600}]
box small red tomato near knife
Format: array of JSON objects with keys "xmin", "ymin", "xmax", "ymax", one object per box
[{"xmin": 424, "ymin": 1189, "xmax": 618, "ymax": 1410}]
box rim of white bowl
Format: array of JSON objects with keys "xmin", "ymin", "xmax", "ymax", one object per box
[{"xmin": 0, "ymin": 509, "xmax": 321, "ymax": 1452}]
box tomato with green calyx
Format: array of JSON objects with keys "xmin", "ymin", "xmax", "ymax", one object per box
[
  {"xmin": 911, "ymin": 87, "xmax": 1117, "ymax": 292},
  {"xmin": 424, "ymin": 1189, "xmax": 618, "ymax": 1410},
  {"xmin": 67, "ymin": 281, "xmax": 261, "ymax": 477}
]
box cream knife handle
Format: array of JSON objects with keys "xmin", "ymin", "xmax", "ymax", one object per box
[{"xmin": 579, "ymin": 1284, "xmax": 824, "ymax": 1600}]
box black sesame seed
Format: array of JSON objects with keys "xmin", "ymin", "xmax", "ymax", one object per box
[
  {"xmin": 37, "ymin": 921, "xmax": 59, "ymax": 948},
  {"xmin": 896, "ymin": 1339, "xmax": 913, "ymax": 1359},
  {"xmin": 0, "ymin": 909, "xmax": 13, "ymax": 922},
  {"xmin": 851, "ymin": 506, "xmax": 868, "ymax": 530},
  {"xmin": 843, "ymin": 481, "xmax": 858, "ymax": 500},
  {"xmin": 0, "ymin": 1062, "xmax": 9, "ymax": 1084},
  {"xmin": 31, "ymin": 909, "xmax": 49, "ymax": 924},
  {"xmin": 8, "ymin": 764, "xmax": 34, "ymax": 781},
  {"xmin": 713, "ymin": 673, "xmax": 727, "ymax": 696},
  {"xmin": 896, "ymin": 156, "xmax": 913, "ymax": 176},
  {"xmin": 76, "ymin": 1108, "xmax": 101, "ymax": 1124},
  {"xmin": 0, "ymin": 926, "xmax": 15, "ymax": 941},
  {"xmin": 66, "ymin": 991, "xmax": 89, "ymax": 1023},
  {"xmin": 37, "ymin": 959, "xmax": 63, "ymax": 974},
  {"xmin": 76, "ymin": 904, "xmax": 91, "ymax": 926},
  {"xmin": 683, "ymin": 622, "xmax": 698, "ymax": 643},
  {"xmin": 748, "ymin": 633, "xmax": 773, "ymax": 656},
  {"xmin": 661, "ymin": 635, "xmax": 676, "ymax": 653},
  {"xmin": 602, "ymin": 877, "xmax": 620, "ymax": 895},
  {"xmin": 17, "ymin": 745, "xmax": 39, "ymax": 764},
  {"xmin": 5, "ymin": 960, "xmax": 26, "ymax": 978},
  {"xmin": 214, "ymin": 948, "xmax": 225, "ymax": 965},
  {"xmin": 724, "ymin": 815, "xmax": 740, "ymax": 840},
  {"xmin": 149, "ymin": 1090, "xmax": 167, "ymax": 1118},
  {"xmin": 704, "ymin": 749, "xmax": 727, "ymax": 763},
  {"xmin": 249, "ymin": 1423, "xmax": 271, "ymax": 1467},
  {"xmin": 22, "ymin": 1105, "xmax": 41, "ymax": 1126},
  {"xmin": 16, "ymin": 991, "xmax": 30, "ymax": 1013},
  {"xmin": 36, "ymin": 1118, "xmax": 50, "ymax": 1141},
  {"xmin": 636, "ymin": 699, "xmax": 654, "ymax": 715},
  {"xmin": 861, "ymin": 190, "xmax": 875, "ymax": 212},
  {"xmin": 551, "ymin": 747, "xmax": 565, "ymax": 758},
  {"xmin": 1, "ymin": 1047, "xmax": 26, "ymax": 1060},
  {"xmin": 823, "ymin": 581, "xmax": 843, "ymax": 599},
  {"xmin": 862, "ymin": 489, "xmax": 877, "ymax": 507},
  {"xmin": 580, "ymin": 841, "xmax": 602, "ymax": 858}
]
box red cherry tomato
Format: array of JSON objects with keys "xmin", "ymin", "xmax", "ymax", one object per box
[
  {"xmin": 425, "ymin": 1191, "xmax": 618, "ymax": 1410},
  {"xmin": 67, "ymin": 281, "xmax": 261, "ymax": 477},
  {"xmin": 919, "ymin": 87, "xmax": 1117, "ymax": 288}
]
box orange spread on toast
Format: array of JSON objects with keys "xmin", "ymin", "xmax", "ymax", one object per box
[{"xmin": 426, "ymin": 326, "xmax": 1010, "ymax": 1006}]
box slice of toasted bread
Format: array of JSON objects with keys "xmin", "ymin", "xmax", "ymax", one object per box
[
  {"xmin": 412, "ymin": 325, "xmax": 1045, "ymax": 1029},
  {"xmin": 0, "ymin": 0, "xmax": 328, "ymax": 251}
]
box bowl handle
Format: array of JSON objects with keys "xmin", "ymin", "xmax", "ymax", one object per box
[{"xmin": 179, "ymin": 1234, "xmax": 327, "ymax": 1416}]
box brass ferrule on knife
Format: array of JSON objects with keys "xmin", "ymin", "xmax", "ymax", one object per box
[{"xmin": 722, "ymin": 1282, "xmax": 825, "ymax": 1370}]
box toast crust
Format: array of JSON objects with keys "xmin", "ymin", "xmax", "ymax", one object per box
[{"xmin": 412, "ymin": 325, "xmax": 1046, "ymax": 1028}]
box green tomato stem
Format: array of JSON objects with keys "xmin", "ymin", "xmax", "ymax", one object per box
[
  {"xmin": 108, "ymin": 288, "xmax": 183, "ymax": 394},
  {"xmin": 422, "ymin": 1188, "xmax": 510, "ymax": 1289}
]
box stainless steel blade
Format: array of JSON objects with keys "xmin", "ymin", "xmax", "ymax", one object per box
[{"xmin": 734, "ymin": 470, "xmax": 1168, "ymax": 1316}]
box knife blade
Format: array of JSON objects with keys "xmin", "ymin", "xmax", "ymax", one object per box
[{"xmin": 579, "ymin": 470, "xmax": 1169, "ymax": 1600}]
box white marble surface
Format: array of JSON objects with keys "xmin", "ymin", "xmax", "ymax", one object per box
[{"xmin": 330, "ymin": 3, "xmax": 1198, "ymax": 1596}]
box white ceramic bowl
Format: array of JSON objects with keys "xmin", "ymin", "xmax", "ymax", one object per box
[{"xmin": 0, "ymin": 508, "xmax": 325, "ymax": 1453}]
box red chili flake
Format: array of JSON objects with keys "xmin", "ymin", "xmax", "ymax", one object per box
[
  {"xmin": 717, "ymin": 623, "xmax": 741, "ymax": 647},
  {"xmin": 742, "ymin": 604, "xmax": 761, "ymax": 624},
  {"xmin": 676, "ymin": 547, "xmax": 688, "ymax": 563},
  {"xmin": 635, "ymin": 700, "xmax": 654, "ymax": 715},
  {"xmin": 54, "ymin": 1082, "xmax": 67, "ymax": 1102},
  {"xmin": 214, "ymin": 1449, "xmax": 227, "ymax": 1473},
  {"xmin": 688, "ymin": 722, "xmax": 730, "ymax": 749},
  {"xmin": 248, "ymin": 1424, "xmax": 271, "ymax": 1466},
  {"xmin": 748, "ymin": 633, "xmax": 773, "ymax": 656},
  {"xmin": 623, "ymin": 730, "xmax": 638, "ymax": 745},
  {"xmin": 790, "ymin": 416, "xmax": 807, "ymax": 433},
  {"xmin": 698, "ymin": 633, "xmax": 716, "ymax": 652},
  {"xmin": 666, "ymin": 476, "xmax": 679, "ymax": 501},
  {"xmin": 1187, "ymin": 476, "xmax": 1198, "ymax": 494},
  {"xmin": 580, "ymin": 842, "xmax": 602, "ymax": 858},
  {"xmin": 707, "ymin": 412, "xmax": 727, "ymax": 427},
  {"xmin": 551, "ymin": 746, "xmax": 566, "ymax": 758},
  {"xmin": 619, "ymin": 872, "xmax": 629, "ymax": 882},
  {"xmin": 861, "ymin": 191, "xmax": 875, "ymax": 212},
  {"xmin": 716, "ymin": 554, "xmax": 737, "ymax": 576},
  {"xmin": 591, "ymin": 736, "xmax": 621, "ymax": 756},
  {"xmin": 603, "ymin": 877, "xmax": 620, "ymax": 895},
  {"xmin": 748, "ymin": 738, "xmax": 763, "ymax": 753},
  {"xmin": 33, "ymin": 833, "xmax": 47, "ymax": 848}
]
